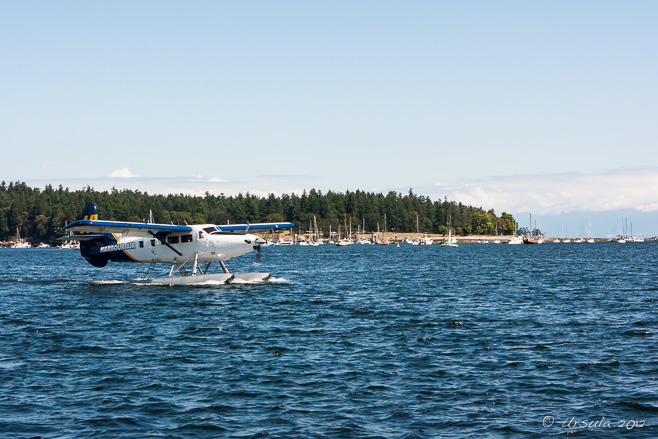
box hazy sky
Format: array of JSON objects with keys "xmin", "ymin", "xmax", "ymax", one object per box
[{"xmin": 2, "ymin": 1, "xmax": 657, "ymax": 235}]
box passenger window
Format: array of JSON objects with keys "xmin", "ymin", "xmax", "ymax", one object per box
[
  {"xmin": 181, "ymin": 234, "xmax": 193, "ymax": 243},
  {"xmin": 167, "ymin": 236, "xmax": 180, "ymax": 244},
  {"xmin": 150, "ymin": 239, "xmax": 156, "ymax": 247},
  {"xmin": 139, "ymin": 241, "xmax": 144, "ymax": 248}
]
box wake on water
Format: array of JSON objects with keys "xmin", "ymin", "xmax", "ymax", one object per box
[{"xmin": 89, "ymin": 279, "xmax": 126, "ymax": 285}]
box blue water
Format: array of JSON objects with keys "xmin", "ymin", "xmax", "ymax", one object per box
[{"xmin": 1, "ymin": 243, "xmax": 657, "ymax": 438}]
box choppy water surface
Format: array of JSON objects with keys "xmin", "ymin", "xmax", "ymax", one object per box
[{"xmin": 1, "ymin": 243, "xmax": 657, "ymax": 438}]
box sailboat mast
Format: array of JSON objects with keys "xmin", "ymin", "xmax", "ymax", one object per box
[{"xmin": 529, "ymin": 213, "xmax": 532, "ymax": 237}]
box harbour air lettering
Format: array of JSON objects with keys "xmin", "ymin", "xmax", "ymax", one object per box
[{"xmin": 100, "ymin": 242, "xmax": 137, "ymax": 253}]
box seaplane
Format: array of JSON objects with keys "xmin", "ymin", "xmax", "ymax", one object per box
[{"xmin": 59, "ymin": 203, "xmax": 294, "ymax": 285}]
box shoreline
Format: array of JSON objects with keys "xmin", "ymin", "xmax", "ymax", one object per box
[
  {"xmin": 283, "ymin": 232, "xmax": 656, "ymax": 244},
  {"xmin": 3, "ymin": 234, "xmax": 655, "ymax": 248}
]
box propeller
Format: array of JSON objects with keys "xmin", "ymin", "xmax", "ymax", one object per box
[
  {"xmin": 253, "ymin": 244, "xmax": 262, "ymax": 265},
  {"xmin": 253, "ymin": 236, "xmax": 266, "ymax": 265}
]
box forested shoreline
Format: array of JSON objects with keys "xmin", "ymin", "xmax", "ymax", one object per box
[{"xmin": 0, "ymin": 181, "xmax": 519, "ymax": 242}]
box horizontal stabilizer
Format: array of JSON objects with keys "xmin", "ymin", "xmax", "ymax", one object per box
[{"xmin": 56, "ymin": 232, "xmax": 108, "ymax": 241}]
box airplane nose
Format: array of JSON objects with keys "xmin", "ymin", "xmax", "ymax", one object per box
[
  {"xmin": 245, "ymin": 234, "xmax": 266, "ymax": 247},
  {"xmin": 250, "ymin": 235, "xmax": 266, "ymax": 250}
]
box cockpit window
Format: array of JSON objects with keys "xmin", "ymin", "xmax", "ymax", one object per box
[{"xmin": 203, "ymin": 226, "xmax": 219, "ymax": 234}]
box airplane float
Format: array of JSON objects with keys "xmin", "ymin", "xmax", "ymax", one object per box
[{"xmin": 60, "ymin": 203, "xmax": 294, "ymax": 285}]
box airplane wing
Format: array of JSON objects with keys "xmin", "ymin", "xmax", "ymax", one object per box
[
  {"xmin": 62, "ymin": 219, "xmax": 193, "ymax": 239},
  {"xmin": 61, "ymin": 219, "xmax": 294, "ymax": 239},
  {"xmin": 216, "ymin": 222, "xmax": 295, "ymax": 233}
]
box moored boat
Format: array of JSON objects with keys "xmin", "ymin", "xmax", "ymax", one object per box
[
  {"xmin": 275, "ymin": 239, "xmax": 294, "ymax": 245},
  {"xmin": 440, "ymin": 216, "xmax": 458, "ymax": 247},
  {"xmin": 523, "ymin": 214, "xmax": 542, "ymax": 244},
  {"xmin": 11, "ymin": 228, "xmax": 31, "ymax": 248},
  {"xmin": 506, "ymin": 236, "xmax": 523, "ymax": 245}
]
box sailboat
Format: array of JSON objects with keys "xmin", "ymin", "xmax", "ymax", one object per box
[
  {"xmin": 297, "ymin": 227, "xmax": 309, "ymax": 246},
  {"xmin": 336, "ymin": 215, "xmax": 351, "ymax": 246},
  {"xmin": 409, "ymin": 215, "xmax": 420, "ymax": 245},
  {"xmin": 523, "ymin": 214, "xmax": 541, "ymax": 244},
  {"xmin": 328, "ymin": 224, "xmax": 334, "ymax": 244},
  {"xmin": 440, "ymin": 215, "xmax": 458, "ymax": 247},
  {"xmin": 585, "ymin": 218, "xmax": 595, "ymax": 243},
  {"xmin": 11, "ymin": 228, "xmax": 31, "ymax": 248},
  {"xmin": 308, "ymin": 216, "xmax": 321, "ymax": 246},
  {"xmin": 357, "ymin": 219, "xmax": 371, "ymax": 244},
  {"xmin": 615, "ymin": 217, "xmax": 627, "ymax": 243},
  {"xmin": 379, "ymin": 213, "xmax": 390, "ymax": 245},
  {"xmin": 629, "ymin": 221, "xmax": 644, "ymax": 242}
]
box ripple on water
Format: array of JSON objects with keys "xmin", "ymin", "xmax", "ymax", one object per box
[{"xmin": 1, "ymin": 243, "xmax": 657, "ymax": 437}]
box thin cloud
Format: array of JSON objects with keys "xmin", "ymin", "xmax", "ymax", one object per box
[
  {"xmin": 108, "ymin": 168, "xmax": 138, "ymax": 178},
  {"xmin": 185, "ymin": 175, "xmax": 229, "ymax": 183},
  {"xmin": 425, "ymin": 167, "xmax": 658, "ymax": 215}
]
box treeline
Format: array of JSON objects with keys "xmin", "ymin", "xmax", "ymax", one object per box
[{"xmin": 0, "ymin": 181, "xmax": 518, "ymax": 242}]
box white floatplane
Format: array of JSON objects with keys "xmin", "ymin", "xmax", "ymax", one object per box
[{"xmin": 59, "ymin": 203, "xmax": 294, "ymax": 285}]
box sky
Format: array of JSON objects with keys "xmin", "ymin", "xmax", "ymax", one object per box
[{"xmin": 2, "ymin": 1, "xmax": 657, "ymax": 237}]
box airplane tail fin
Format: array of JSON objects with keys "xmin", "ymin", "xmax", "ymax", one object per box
[
  {"xmin": 79, "ymin": 203, "xmax": 109, "ymax": 267},
  {"xmin": 81, "ymin": 202, "xmax": 102, "ymax": 221}
]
